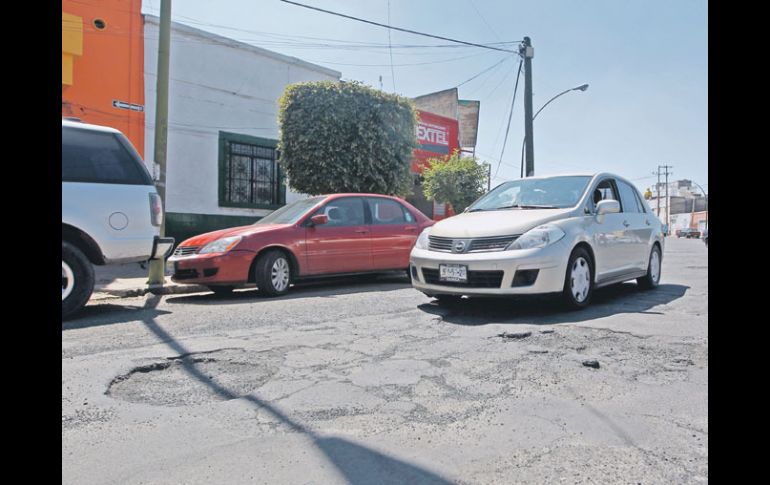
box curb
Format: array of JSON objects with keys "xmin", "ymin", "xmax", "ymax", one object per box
[{"xmin": 94, "ymin": 284, "xmax": 209, "ymax": 298}]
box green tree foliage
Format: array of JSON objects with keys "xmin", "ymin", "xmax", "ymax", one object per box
[
  {"xmin": 278, "ymin": 81, "xmax": 417, "ymax": 196},
  {"xmin": 422, "ymin": 151, "xmax": 488, "ymax": 212}
]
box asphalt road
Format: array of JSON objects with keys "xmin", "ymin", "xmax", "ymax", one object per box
[{"xmin": 62, "ymin": 237, "xmax": 708, "ymax": 484}]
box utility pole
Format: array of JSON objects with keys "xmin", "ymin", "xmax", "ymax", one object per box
[
  {"xmin": 653, "ymin": 169, "xmax": 661, "ymax": 217},
  {"xmin": 148, "ymin": 0, "xmax": 172, "ymax": 287},
  {"xmin": 658, "ymin": 164, "xmax": 673, "ymax": 232},
  {"xmin": 521, "ymin": 37, "xmax": 535, "ymax": 177}
]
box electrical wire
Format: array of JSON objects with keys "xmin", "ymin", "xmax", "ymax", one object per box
[
  {"xmin": 494, "ymin": 59, "xmax": 523, "ymax": 179},
  {"xmin": 279, "ymin": 0, "xmax": 520, "ymax": 53},
  {"xmin": 387, "ymin": 0, "xmax": 396, "ymax": 92}
]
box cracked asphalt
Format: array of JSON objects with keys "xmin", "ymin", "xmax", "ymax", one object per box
[{"xmin": 62, "ymin": 237, "xmax": 707, "ymax": 484}]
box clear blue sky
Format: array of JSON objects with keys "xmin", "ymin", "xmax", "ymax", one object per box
[{"xmin": 142, "ymin": 0, "xmax": 708, "ymax": 194}]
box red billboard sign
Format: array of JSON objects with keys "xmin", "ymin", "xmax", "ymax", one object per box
[{"xmin": 411, "ymin": 110, "xmax": 459, "ymax": 173}]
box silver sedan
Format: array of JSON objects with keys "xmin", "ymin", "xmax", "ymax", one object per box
[{"xmin": 409, "ymin": 173, "xmax": 665, "ymax": 309}]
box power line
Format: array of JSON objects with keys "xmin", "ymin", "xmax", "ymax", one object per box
[
  {"xmin": 387, "ymin": 0, "xmax": 396, "ymax": 92},
  {"xmin": 494, "ymin": 59, "xmax": 524, "ymax": 179},
  {"xmin": 279, "ymin": 0, "xmax": 521, "ymax": 53},
  {"xmin": 467, "ymin": 0, "xmax": 502, "ymax": 41},
  {"xmin": 455, "ymin": 56, "xmax": 511, "ymax": 88}
]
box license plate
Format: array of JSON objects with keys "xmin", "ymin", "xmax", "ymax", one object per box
[{"xmin": 439, "ymin": 264, "xmax": 468, "ymax": 282}]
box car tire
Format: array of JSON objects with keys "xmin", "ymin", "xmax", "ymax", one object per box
[
  {"xmin": 637, "ymin": 244, "xmax": 662, "ymax": 290},
  {"xmin": 561, "ymin": 247, "xmax": 594, "ymax": 310},
  {"xmin": 254, "ymin": 250, "xmax": 292, "ymax": 297},
  {"xmin": 208, "ymin": 285, "xmax": 234, "ymax": 296},
  {"xmin": 62, "ymin": 241, "xmax": 95, "ymax": 320}
]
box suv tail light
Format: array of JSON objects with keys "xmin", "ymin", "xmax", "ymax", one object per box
[{"xmin": 149, "ymin": 193, "xmax": 163, "ymax": 227}]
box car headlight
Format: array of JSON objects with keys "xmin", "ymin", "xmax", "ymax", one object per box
[
  {"xmin": 198, "ymin": 236, "xmax": 242, "ymax": 254},
  {"xmin": 414, "ymin": 227, "xmax": 431, "ymax": 250},
  {"xmin": 508, "ymin": 224, "xmax": 565, "ymax": 250}
]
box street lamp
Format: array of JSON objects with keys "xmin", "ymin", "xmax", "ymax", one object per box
[{"xmin": 520, "ymin": 83, "xmax": 589, "ymax": 178}]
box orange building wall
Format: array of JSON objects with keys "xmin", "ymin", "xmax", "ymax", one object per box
[{"xmin": 62, "ymin": 0, "xmax": 145, "ymax": 157}]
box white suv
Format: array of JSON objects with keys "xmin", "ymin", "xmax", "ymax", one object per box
[{"xmin": 62, "ymin": 119, "xmax": 174, "ymax": 319}]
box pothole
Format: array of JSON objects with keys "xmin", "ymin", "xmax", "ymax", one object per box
[{"xmin": 107, "ymin": 348, "xmax": 280, "ymax": 406}]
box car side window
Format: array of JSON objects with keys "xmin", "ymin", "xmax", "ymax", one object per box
[
  {"xmin": 589, "ymin": 179, "xmax": 618, "ymax": 212},
  {"xmin": 632, "ymin": 187, "xmax": 647, "ymax": 213},
  {"xmin": 314, "ymin": 197, "xmax": 365, "ymax": 226},
  {"xmin": 617, "ymin": 180, "xmax": 642, "ymax": 213},
  {"xmin": 367, "ymin": 198, "xmax": 413, "ymax": 224}
]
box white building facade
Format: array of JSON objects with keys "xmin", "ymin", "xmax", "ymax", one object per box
[{"xmin": 143, "ymin": 16, "xmax": 340, "ymax": 242}]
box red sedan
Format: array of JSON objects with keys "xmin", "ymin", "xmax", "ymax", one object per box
[{"xmin": 168, "ymin": 194, "xmax": 434, "ymax": 296}]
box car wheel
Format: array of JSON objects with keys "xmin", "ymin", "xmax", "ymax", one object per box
[
  {"xmin": 208, "ymin": 285, "xmax": 234, "ymax": 296},
  {"xmin": 562, "ymin": 247, "xmax": 593, "ymax": 310},
  {"xmin": 255, "ymin": 250, "xmax": 291, "ymax": 297},
  {"xmin": 637, "ymin": 245, "xmax": 662, "ymax": 289},
  {"xmin": 62, "ymin": 241, "xmax": 95, "ymax": 320}
]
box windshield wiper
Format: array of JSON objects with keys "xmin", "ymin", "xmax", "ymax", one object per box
[{"xmin": 496, "ymin": 204, "xmax": 559, "ymax": 210}]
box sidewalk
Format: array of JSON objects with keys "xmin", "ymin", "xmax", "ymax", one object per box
[{"xmin": 92, "ymin": 262, "xmax": 208, "ymax": 299}]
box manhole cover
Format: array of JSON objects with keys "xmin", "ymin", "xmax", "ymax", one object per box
[{"xmin": 107, "ymin": 348, "xmax": 279, "ymax": 406}]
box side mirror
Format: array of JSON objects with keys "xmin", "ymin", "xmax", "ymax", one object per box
[
  {"xmin": 596, "ymin": 199, "xmax": 620, "ymax": 215},
  {"xmin": 309, "ymin": 214, "xmax": 328, "ymax": 226}
]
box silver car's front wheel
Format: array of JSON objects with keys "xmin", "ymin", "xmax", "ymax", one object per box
[{"xmin": 562, "ymin": 247, "xmax": 594, "ymax": 310}]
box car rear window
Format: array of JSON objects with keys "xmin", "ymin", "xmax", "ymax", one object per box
[{"xmin": 62, "ymin": 126, "xmax": 153, "ymax": 185}]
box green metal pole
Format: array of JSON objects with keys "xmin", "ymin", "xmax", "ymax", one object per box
[{"xmin": 148, "ymin": 0, "xmax": 171, "ymax": 287}]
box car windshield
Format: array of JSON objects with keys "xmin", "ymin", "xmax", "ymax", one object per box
[
  {"xmin": 467, "ymin": 176, "xmax": 592, "ymax": 212},
  {"xmin": 255, "ymin": 196, "xmax": 325, "ymax": 225}
]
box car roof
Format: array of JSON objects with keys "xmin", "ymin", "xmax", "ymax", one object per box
[{"xmin": 62, "ymin": 119, "xmax": 123, "ymax": 135}]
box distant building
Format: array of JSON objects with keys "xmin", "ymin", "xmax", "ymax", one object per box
[{"xmin": 646, "ymin": 179, "xmax": 708, "ymax": 233}]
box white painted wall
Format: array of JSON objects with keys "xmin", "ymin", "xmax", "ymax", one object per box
[{"xmin": 143, "ymin": 16, "xmax": 340, "ymax": 217}]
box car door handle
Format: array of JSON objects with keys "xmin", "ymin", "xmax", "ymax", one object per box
[
  {"xmin": 404, "ymin": 226, "xmax": 417, "ymax": 232},
  {"xmin": 355, "ymin": 229, "xmax": 369, "ymax": 234},
  {"xmin": 645, "ymin": 219, "xmax": 651, "ymax": 226},
  {"xmin": 623, "ymin": 221, "xmax": 630, "ymax": 227}
]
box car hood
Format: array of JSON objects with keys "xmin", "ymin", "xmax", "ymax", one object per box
[
  {"xmin": 179, "ymin": 224, "xmax": 289, "ymax": 247},
  {"xmin": 429, "ymin": 208, "xmax": 574, "ymax": 238}
]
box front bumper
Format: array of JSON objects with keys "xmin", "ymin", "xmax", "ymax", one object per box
[
  {"xmin": 167, "ymin": 249, "xmax": 256, "ymax": 285},
  {"xmin": 410, "ymin": 238, "xmax": 571, "ymax": 296}
]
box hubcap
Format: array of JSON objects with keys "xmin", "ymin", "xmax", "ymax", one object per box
[
  {"xmin": 570, "ymin": 256, "xmax": 591, "ymax": 303},
  {"xmin": 62, "ymin": 261, "xmax": 74, "ymax": 301},
  {"xmin": 271, "ymin": 258, "xmax": 290, "ymax": 292},
  {"xmin": 650, "ymin": 249, "xmax": 661, "ymax": 284}
]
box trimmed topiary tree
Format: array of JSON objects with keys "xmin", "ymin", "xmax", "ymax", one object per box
[
  {"xmin": 278, "ymin": 80, "xmax": 417, "ymax": 196},
  {"xmin": 422, "ymin": 150, "xmax": 488, "ymax": 212}
]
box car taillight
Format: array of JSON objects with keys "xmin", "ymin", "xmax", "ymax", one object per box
[{"xmin": 149, "ymin": 193, "xmax": 163, "ymax": 227}]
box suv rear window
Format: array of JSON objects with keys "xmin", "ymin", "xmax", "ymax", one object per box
[{"xmin": 62, "ymin": 127, "xmax": 153, "ymax": 185}]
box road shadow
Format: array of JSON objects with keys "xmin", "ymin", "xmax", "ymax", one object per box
[
  {"xmin": 417, "ymin": 283, "xmax": 689, "ymax": 326},
  {"xmin": 128, "ymin": 295, "xmax": 454, "ymax": 484},
  {"xmin": 165, "ymin": 273, "xmax": 412, "ymax": 306},
  {"xmin": 62, "ymin": 303, "xmax": 172, "ymax": 331}
]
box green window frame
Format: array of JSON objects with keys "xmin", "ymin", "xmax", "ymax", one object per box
[{"xmin": 218, "ymin": 131, "xmax": 286, "ymax": 209}]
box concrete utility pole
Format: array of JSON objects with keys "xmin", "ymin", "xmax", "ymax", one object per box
[
  {"xmin": 148, "ymin": 0, "xmax": 172, "ymax": 287},
  {"xmin": 653, "ymin": 169, "xmax": 661, "ymax": 217},
  {"xmin": 658, "ymin": 164, "xmax": 673, "ymax": 231},
  {"xmin": 521, "ymin": 37, "xmax": 535, "ymax": 177}
]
